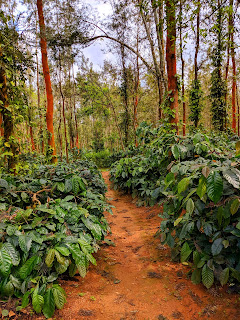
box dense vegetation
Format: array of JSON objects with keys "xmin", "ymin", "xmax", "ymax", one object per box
[
  {"xmin": 0, "ymin": 160, "xmax": 111, "ymax": 317},
  {"xmin": 110, "ymin": 124, "xmax": 240, "ymax": 289},
  {"xmin": 1, "ymin": 0, "xmax": 240, "ymax": 317}
]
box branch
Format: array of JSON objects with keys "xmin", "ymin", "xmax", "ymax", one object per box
[{"xmin": 82, "ymin": 35, "xmax": 157, "ymax": 77}]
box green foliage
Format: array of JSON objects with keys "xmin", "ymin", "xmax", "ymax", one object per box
[
  {"xmin": 110, "ymin": 124, "xmax": 240, "ymax": 288},
  {"xmin": 189, "ymin": 79, "xmax": 203, "ymax": 128},
  {"xmin": 210, "ymin": 69, "xmax": 227, "ymax": 131},
  {"xmin": 0, "ymin": 160, "xmax": 111, "ymax": 318}
]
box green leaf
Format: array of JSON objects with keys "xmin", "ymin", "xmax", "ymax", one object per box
[
  {"xmin": 21, "ymin": 291, "xmax": 31, "ymax": 308},
  {"xmin": 181, "ymin": 242, "xmax": 192, "ymax": 263},
  {"xmin": 191, "ymin": 268, "xmax": 201, "ymax": 284},
  {"xmin": 78, "ymin": 239, "xmax": 92, "ymax": 254},
  {"xmin": 0, "ymin": 248, "xmax": 12, "ymax": 276},
  {"xmin": 54, "ymin": 250, "xmax": 66, "ymax": 265},
  {"xmin": 45, "ymin": 249, "xmax": 55, "ymax": 267},
  {"xmin": 197, "ymin": 175, "xmax": 207, "ymax": 199},
  {"xmin": 171, "ymin": 145, "xmax": 180, "ymax": 159},
  {"xmin": 211, "ymin": 238, "xmax": 223, "ymax": 256},
  {"xmin": 3, "ymin": 243, "xmax": 20, "ymax": 266},
  {"xmin": 6, "ymin": 225, "xmax": 17, "ymax": 236},
  {"xmin": 18, "ymin": 234, "xmax": 32, "ymax": 253},
  {"xmin": 186, "ymin": 198, "xmax": 194, "ymax": 215},
  {"xmin": 230, "ymin": 198, "xmax": 240, "ymax": 215},
  {"xmin": 72, "ymin": 177, "xmax": 80, "ymax": 195},
  {"xmin": 202, "ymin": 264, "xmax": 214, "ymax": 289},
  {"xmin": 19, "ymin": 256, "xmax": 38, "ymax": 279},
  {"xmin": 206, "ymin": 171, "xmax": 223, "ymax": 204},
  {"xmin": 174, "ymin": 217, "xmax": 183, "ymax": 227},
  {"xmin": 82, "ymin": 218, "xmax": 102, "ymax": 240},
  {"xmin": 10, "ymin": 275, "xmax": 21, "ymax": 290},
  {"xmin": 52, "ymin": 287, "xmax": 66, "ymax": 309},
  {"xmin": 219, "ymin": 268, "xmax": 229, "ymax": 286},
  {"xmin": 75, "ymin": 252, "xmax": 87, "ymax": 278},
  {"xmin": 1, "ymin": 310, "xmax": 9, "ymax": 317},
  {"xmin": 57, "ymin": 182, "xmax": 65, "ymax": 192},
  {"xmin": 178, "ymin": 178, "xmax": 190, "ymax": 194},
  {"xmin": 54, "ymin": 258, "xmax": 69, "ymax": 274},
  {"xmin": 0, "ymin": 179, "xmax": 8, "ymax": 188},
  {"xmin": 43, "ymin": 289, "xmax": 55, "ymax": 319},
  {"xmin": 55, "ymin": 247, "xmax": 70, "ymax": 256},
  {"xmin": 32, "ymin": 292, "xmax": 44, "ymax": 314}
]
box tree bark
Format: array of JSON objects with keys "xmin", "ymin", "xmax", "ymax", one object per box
[
  {"xmin": 179, "ymin": 0, "xmax": 185, "ymax": 136},
  {"xmin": 165, "ymin": 0, "xmax": 179, "ymax": 130},
  {"xmin": 230, "ymin": 0, "xmax": 236, "ymax": 132},
  {"xmin": 37, "ymin": 0, "xmax": 57, "ymax": 163}
]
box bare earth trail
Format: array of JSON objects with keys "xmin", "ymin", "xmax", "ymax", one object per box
[{"xmin": 56, "ymin": 172, "xmax": 240, "ymax": 320}]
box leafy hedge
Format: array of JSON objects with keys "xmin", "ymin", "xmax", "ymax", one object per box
[
  {"xmin": 0, "ymin": 160, "xmax": 111, "ymax": 318},
  {"xmin": 110, "ymin": 126, "xmax": 240, "ymax": 288}
]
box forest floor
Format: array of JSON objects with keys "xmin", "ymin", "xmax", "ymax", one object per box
[
  {"xmin": 54, "ymin": 171, "xmax": 240, "ymax": 320},
  {"xmin": 4, "ymin": 171, "xmax": 240, "ymax": 320}
]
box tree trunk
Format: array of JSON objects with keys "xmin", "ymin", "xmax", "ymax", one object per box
[
  {"xmin": 138, "ymin": 0, "xmax": 163, "ymax": 119},
  {"xmin": 72, "ymin": 65, "xmax": 79, "ymax": 149},
  {"xmin": 179, "ymin": 0, "xmax": 185, "ymax": 136},
  {"xmin": 121, "ymin": 44, "xmax": 130, "ymax": 147},
  {"xmin": 133, "ymin": 32, "xmax": 139, "ymax": 146},
  {"xmin": 165, "ymin": 0, "xmax": 179, "ymax": 130},
  {"xmin": 230, "ymin": 0, "xmax": 236, "ymax": 133},
  {"xmin": 37, "ymin": 0, "xmax": 57, "ymax": 163}
]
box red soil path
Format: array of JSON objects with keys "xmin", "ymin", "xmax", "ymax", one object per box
[{"xmin": 54, "ymin": 171, "xmax": 240, "ymax": 320}]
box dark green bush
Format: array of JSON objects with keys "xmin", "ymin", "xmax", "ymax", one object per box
[{"xmin": 0, "ymin": 160, "xmax": 111, "ymax": 318}]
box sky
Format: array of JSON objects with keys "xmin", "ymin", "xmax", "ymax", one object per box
[{"xmin": 81, "ymin": 0, "xmax": 115, "ymax": 70}]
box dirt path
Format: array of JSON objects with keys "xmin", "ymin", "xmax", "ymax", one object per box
[{"xmin": 56, "ymin": 172, "xmax": 240, "ymax": 320}]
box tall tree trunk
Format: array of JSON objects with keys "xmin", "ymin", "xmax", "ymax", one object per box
[
  {"xmin": 37, "ymin": 0, "xmax": 57, "ymax": 163},
  {"xmin": 57, "ymin": 103, "xmax": 63, "ymax": 161},
  {"xmin": 179, "ymin": 0, "xmax": 185, "ymax": 136},
  {"xmin": 133, "ymin": 32, "xmax": 139, "ymax": 146},
  {"xmin": 59, "ymin": 65, "xmax": 69, "ymax": 163},
  {"xmin": 36, "ymin": 13, "xmax": 44, "ymax": 154},
  {"xmin": 230, "ymin": 0, "xmax": 236, "ymax": 132},
  {"xmin": 237, "ymin": 85, "xmax": 240, "ymax": 136},
  {"xmin": 165, "ymin": 0, "xmax": 179, "ymax": 130},
  {"xmin": 121, "ymin": 44, "xmax": 130, "ymax": 147},
  {"xmin": 138, "ymin": 0, "xmax": 163, "ymax": 119},
  {"xmin": 0, "ymin": 52, "xmax": 15, "ymax": 170},
  {"xmin": 72, "ymin": 65, "xmax": 79, "ymax": 149}
]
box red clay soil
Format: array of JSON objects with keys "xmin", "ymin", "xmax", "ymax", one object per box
[
  {"xmin": 3, "ymin": 172, "xmax": 239, "ymax": 320},
  {"xmin": 53, "ymin": 171, "xmax": 240, "ymax": 320}
]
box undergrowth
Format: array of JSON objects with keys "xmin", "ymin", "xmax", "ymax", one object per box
[
  {"xmin": 110, "ymin": 123, "xmax": 240, "ymax": 289},
  {"xmin": 0, "ymin": 160, "xmax": 112, "ymax": 318}
]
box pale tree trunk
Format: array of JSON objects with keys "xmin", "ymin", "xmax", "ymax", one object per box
[{"xmin": 72, "ymin": 65, "xmax": 79, "ymax": 149}]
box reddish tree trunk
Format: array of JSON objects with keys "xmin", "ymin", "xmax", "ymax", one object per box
[
  {"xmin": 37, "ymin": 0, "xmax": 57, "ymax": 162},
  {"xmin": 165, "ymin": 0, "xmax": 179, "ymax": 131}
]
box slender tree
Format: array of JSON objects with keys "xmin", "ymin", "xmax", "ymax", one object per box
[
  {"xmin": 37, "ymin": 0, "xmax": 57, "ymax": 162},
  {"xmin": 165, "ymin": 0, "xmax": 179, "ymax": 130},
  {"xmin": 229, "ymin": 0, "xmax": 236, "ymax": 132}
]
